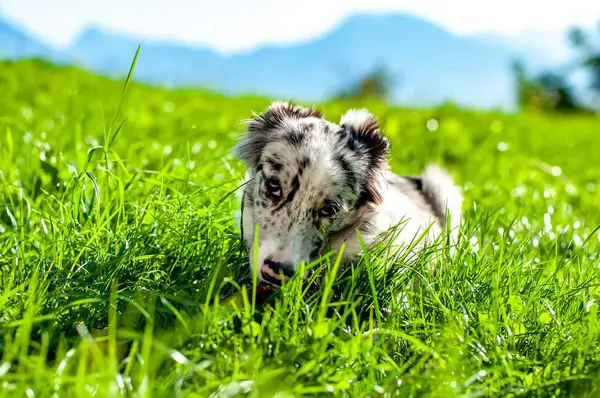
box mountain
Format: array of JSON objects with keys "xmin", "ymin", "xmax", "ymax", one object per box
[
  {"xmin": 1, "ymin": 12, "xmax": 570, "ymax": 109},
  {"xmin": 67, "ymin": 27, "xmax": 226, "ymax": 88},
  {"xmin": 65, "ymin": 14, "xmax": 547, "ymax": 109},
  {"xmin": 0, "ymin": 15, "xmax": 64, "ymax": 62}
]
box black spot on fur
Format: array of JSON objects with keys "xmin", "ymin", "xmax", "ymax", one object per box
[
  {"xmin": 309, "ymin": 244, "xmax": 322, "ymax": 260},
  {"xmin": 356, "ymin": 188, "xmax": 373, "ymax": 209},
  {"xmin": 334, "ymin": 153, "xmax": 357, "ymax": 192},
  {"xmin": 345, "ymin": 134, "xmax": 361, "ymax": 151},
  {"xmin": 285, "ymin": 131, "xmax": 306, "ymax": 148},
  {"xmin": 275, "ymin": 175, "xmax": 300, "ymax": 211},
  {"xmin": 405, "ymin": 176, "xmax": 423, "ymax": 192},
  {"xmin": 298, "ymin": 156, "xmax": 311, "ymax": 175},
  {"xmin": 265, "ymin": 157, "xmax": 283, "ymax": 172}
]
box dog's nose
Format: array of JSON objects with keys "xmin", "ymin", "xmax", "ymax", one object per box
[{"xmin": 261, "ymin": 258, "xmax": 295, "ymax": 285}]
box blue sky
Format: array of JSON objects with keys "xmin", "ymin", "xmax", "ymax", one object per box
[{"xmin": 1, "ymin": 0, "xmax": 598, "ymax": 53}]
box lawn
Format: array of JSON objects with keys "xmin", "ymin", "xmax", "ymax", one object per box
[{"xmin": 1, "ymin": 58, "xmax": 600, "ymax": 397}]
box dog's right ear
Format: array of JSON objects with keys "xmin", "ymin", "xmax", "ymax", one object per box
[{"xmin": 234, "ymin": 101, "xmax": 323, "ymax": 167}]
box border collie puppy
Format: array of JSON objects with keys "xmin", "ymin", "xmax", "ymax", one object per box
[{"xmin": 234, "ymin": 101, "xmax": 462, "ymax": 286}]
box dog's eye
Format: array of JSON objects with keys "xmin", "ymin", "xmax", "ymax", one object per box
[
  {"xmin": 320, "ymin": 202, "xmax": 339, "ymax": 217},
  {"xmin": 264, "ymin": 177, "xmax": 282, "ymax": 198}
]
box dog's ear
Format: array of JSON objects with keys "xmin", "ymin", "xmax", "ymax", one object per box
[
  {"xmin": 234, "ymin": 101, "xmax": 323, "ymax": 167},
  {"xmin": 339, "ymin": 108, "xmax": 389, "ymax": 170},
  {"xmin": 339, "ymin": 109, "xmax": 390, "ymax": 204}
]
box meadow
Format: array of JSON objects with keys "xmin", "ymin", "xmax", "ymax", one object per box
[{"xmin": 1, "ymin": 57, "xmax": 600, "ymax": 397}]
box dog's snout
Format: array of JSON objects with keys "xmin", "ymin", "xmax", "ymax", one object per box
[{"xmin": 261, "ymin": 258, "xmax": 295, "ymax": 285}]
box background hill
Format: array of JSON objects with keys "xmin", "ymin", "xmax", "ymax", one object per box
[
  {"xmin": 0, "ymin": 12, "xmax": 568, "ymax": 109},
  {"xmin": 0, "ymin": 15, "xmax": 64, "ymax": 62}
]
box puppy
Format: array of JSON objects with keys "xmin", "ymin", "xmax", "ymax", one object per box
[{"xmin": 233, "ymin": 101, "xmax": 462, "ymax": 286}]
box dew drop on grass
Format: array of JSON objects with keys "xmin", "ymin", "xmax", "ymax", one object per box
[
  {"xmin": 512, "ymin": 185, "xmax": 526, "ymax": 197},
  {"xmin": 586, "ymin": 300, "xmax": 595, "ymax": 312},
  {"xmin": 497, "ymin": 142, "xmax": 508, "ymax": 152},
  {"xmin": 208, "ymin": 140, "xmax": 217, "ymax": 149},
  {"xmin": 551, "ymin": 166, "xmax": 562, "ymax": 176},
  {"xmin": 20, "ymin": 106, "xmax": 33, "ymax": 120},
  {"xmin": 544, "ymin": 213, "xmax": 552, "ymax": 228},
  {"xmin": 170, "ymin": 350, "xmax": 189, "ymax": 365},
  {"xmin": 192, "ymin": 143, "xmax": 202, "ymax": 154},
  {"xmin": 41, "ymin": 218, "xmax": 48, "ymax": 235},
  {"xmin": 426, "ymin": 119, "xmax": 438, "ymax": 131},
  {"xmin": 163, "ymin": 145, "xmax": 173, "ymax": 156},
  {"xmin": 470, "ymin": 236, "xmax": 479, "ymax": 252},
  {"xmin": 0, "ymin": 362, "xmax": 10, "ymax": 377}
]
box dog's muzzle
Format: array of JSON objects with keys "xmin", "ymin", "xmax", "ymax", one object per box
[{"xmin": 261, "ymin": 259, "xmax": 295, "ymax": 285}]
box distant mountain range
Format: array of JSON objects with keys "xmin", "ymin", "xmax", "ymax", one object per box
[{"xmin": 0, "ymin": 12, "xmax": 574, "ymax": 110}]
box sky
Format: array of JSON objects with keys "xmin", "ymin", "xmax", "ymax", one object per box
[{"xmin": 1, "ymin": 0, "xmax": 598, "ymax": 53}]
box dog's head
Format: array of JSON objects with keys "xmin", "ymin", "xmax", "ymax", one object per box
[{"xmin": 234, "ymin": 101, "xmax": 390, "ymax": 285}]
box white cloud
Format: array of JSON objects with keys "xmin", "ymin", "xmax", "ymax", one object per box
[{"xmin": 1, "ymin": 0, "xmax": 598, "ymax": 52}]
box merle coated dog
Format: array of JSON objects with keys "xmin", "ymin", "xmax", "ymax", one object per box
[{"xmin": 234, "ymin": 101, "xmax": 463, "ymax": 286}]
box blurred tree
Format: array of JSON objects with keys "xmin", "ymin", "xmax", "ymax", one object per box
[
  {"xmin": 334, "ymin": 65, "xmax": 397, "ymax": 103},
  {"xmin": 568, "ymin": 24, "xmax": 600, "ymax": 108},
  {"xmin": 512, "ymin": 59, "xmax": 584, "ymax": 114}
]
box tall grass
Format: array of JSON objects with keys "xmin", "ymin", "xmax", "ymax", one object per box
[{"xmin": 1, "ymin": 57, "xmax": 600, "ymax": 397}]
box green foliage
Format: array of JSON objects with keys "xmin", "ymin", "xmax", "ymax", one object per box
[
  {"xmin": 511, "ymin": 60, "xmax": 586, "ymax": 114},
  {"xmin": 515, "ymin": 21, "xmax": 600, "ymax": 114},
  {"xmin": 568, "ymin": 24, "xmax": 600, "ymax": 98},
  {"xmin": 1, "ymin": 59, "xmax": 600, "ymax": 397},
  {"xmin": 333, "ymin": 65, "xmax": 397, "ymax": 104}
]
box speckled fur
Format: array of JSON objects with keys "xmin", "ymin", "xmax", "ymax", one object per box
[{"xmin": 233, "ymin": 101, "xmax": 463, "ymax": 283}]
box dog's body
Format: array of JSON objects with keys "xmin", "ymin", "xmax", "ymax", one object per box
[{"xmin": 233, "ymin": 101, "xmax": 462, "ymax": 286}]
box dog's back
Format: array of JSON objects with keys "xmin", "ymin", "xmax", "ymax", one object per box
[{"xmin": 381, "ymin": 164, "xmax": 463, "ymax": 255}]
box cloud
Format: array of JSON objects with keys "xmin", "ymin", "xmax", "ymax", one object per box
[{"xmin": 2, "ymin": 0, "xmax": 598, "ymax": 52}]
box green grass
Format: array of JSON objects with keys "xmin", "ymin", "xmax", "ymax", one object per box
[{"xmin": 1, "ymin": 57, "xmax": 600, "ymax": 397}]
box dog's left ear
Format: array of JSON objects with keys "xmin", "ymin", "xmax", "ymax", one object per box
[
  {"xmin": 339, "ymin": 109, "xmax": 390, "ymax": 205},
  {"xmin": 235, "ymin": 101, "xmax": 324, "ymax": 167},
  {"xmin": 339, "ymin": 109, "xmax": 390, "ymax": 170}
]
